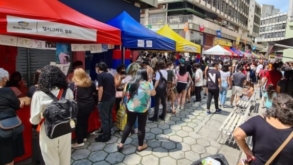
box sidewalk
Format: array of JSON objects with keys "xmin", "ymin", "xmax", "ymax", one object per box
[{"xmin": 17, "ymin": 91, "xmax": 243, "ymax": 165}]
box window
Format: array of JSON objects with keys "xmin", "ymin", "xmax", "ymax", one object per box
[{"xmin": 282, "ymin": 23, "xmax": 286, "ymax": 29}]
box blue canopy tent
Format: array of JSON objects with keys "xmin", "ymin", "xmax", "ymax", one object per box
[{"xmin": 107, "ymin": 11, "xmax": 176, "ymax": 51}]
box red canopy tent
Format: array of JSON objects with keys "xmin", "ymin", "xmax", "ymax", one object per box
[
  {"xmin": 0, "ymin": 0, "xmax": 121, "ymax": 45},
  {"xmin": 223, "ymin": 46, "xmax": 239, "ymax": 58}
]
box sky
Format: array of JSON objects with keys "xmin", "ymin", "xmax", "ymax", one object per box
[{"xmin": 256, "ymin": 0, "xmax": 290, "ymax": 12}]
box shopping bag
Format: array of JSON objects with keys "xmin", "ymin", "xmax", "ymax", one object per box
[{"xmin": 116, "ymin": 104, "xmax": 127, "ymax": 130}]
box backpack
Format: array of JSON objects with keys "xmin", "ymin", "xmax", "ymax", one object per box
[
  {"xmin": 156, "ymin": 71, "xmax": 167, "ymax": 93},
  {"xmin": 41, "ymin": 89, "xmax": 78, "ymax": 139}
]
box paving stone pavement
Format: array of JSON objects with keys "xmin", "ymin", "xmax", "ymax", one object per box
[{"xmin": 17, "ymin": 91, "xmax": 245, "ymax": 165}]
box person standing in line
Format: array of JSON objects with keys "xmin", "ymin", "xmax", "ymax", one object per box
[
  {"xmin": 95, "ymin": 62, "xmax": 116, "ymax": 142},
  {"xmin": 0, "ymin": 68, "xmax": 25, "ymax": 165},
  {"xmin": 149, "ymin": 60, "xmax": 168, "ymax": 121},
  {"xmin": 67, "ymin": 61, "xmax": 83, "ymax": 83},
  {"xmin": 206, "ymin": 62, "xmax": 222, "ymax": 114},
  {"xmin": 194, "ymin": 63, "xmax": 203, "ymax": 102},
  {"xmin": 117, "ymin": 69, "xmax": 156, "ymax": 152},
  {"xmin": 30, "ymin": 65, "xmax": 74, "ymax": 165},
  {"xmin": 71, "ymin": 68, "xmax": 97, "ymax": 147}
]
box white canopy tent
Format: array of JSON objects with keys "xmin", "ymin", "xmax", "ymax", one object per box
[{"xmin": 203, "ymin": 45, "xmax": 232, "ymax": 56}]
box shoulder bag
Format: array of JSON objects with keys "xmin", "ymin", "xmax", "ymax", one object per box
[{"xmin": 0, "ymin": 111, "xmax": 24, "ymax": 139}]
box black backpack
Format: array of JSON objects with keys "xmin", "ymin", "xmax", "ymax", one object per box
[
  {"xmin": 42, "ymin": 89, "xmax": 78, "ymax": 139},
  {"xmin": 156, "ymin": 71, "xmax": 167, "ymax": 93}
]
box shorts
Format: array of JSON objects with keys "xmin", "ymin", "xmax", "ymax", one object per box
[
  {"xmin": 176, "ymin": 82, "xmax": 187, "ymax": 94},
  {"xmin": 232, "ymin": 86, "xmax": 243, "ymax": 96}
]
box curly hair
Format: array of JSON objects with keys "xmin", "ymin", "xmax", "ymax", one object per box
[
  {"xmin": 38, "ymin": 65, "xmax": 68, "ymax": 92},
  {"xmin": 266, "ymin": 93, "xmax": 293, "ymax": 126}
]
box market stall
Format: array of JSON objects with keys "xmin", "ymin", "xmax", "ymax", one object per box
[
  {"xmin": 107, "ymin": 11, "xmax": 176, "ymax": 68},
  {"xmin": 222, "ymin": 46, "xmax": 239, "ymax": 58},
  {"xmin": 156, "ymin": 25, "xmax": 201, "ymax": 53},
  {"xmin": 203, "ymin": 45, "xmax": 232, "ymax": 56},
  {"xmin": 0, "ymin": 0, "xmax": 121, "ymax": 162}
]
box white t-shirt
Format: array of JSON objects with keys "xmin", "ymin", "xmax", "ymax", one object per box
[
  {"xmin": 155, "ymin": 69, "xmax": 168, "ymax": 81},
  {"xmin": 220, "ymin": 71, "xmax": 230, "ymax": 83},
  {"xmin": 256, "ymin": 64, "xmax": 263, "ymax": 74},
  {"xmin": 195, "ymin": 69, "xmax": 203, "ymax": 87}
]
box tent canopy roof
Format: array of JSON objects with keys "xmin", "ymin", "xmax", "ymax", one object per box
[
  {"xmin": 107, "ymin": 12, "xmax": 175, "ymax": 51},
  {"xmin": 157, "ymin": 25, "xmax": 201, "ymax": 53},
  {"xmin": 203, "ymin": 45, "xmax": 231, "ymax": 56},
  {"xmin": 0, "ymin": 0, "xmax": 121, "ymax": 44}
]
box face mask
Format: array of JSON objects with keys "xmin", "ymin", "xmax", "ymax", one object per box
[{"xmin": 120, "ymin": 71, "xmax": 126, "ymax": 75}]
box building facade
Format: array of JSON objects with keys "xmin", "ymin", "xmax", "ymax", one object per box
[
  {"xmin": 283, "ymin": 0, "xmax": 293, "ymax": 61},
  {"xmin": 258, "ymin": 13, "xmax": 287, "ymax": 42},
  {"xmin": 141, "ymin": 0, "xmax": 263, "ymax": 51}
]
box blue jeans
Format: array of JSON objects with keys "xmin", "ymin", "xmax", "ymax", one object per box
[{"xmin": 220, "ymin": 82, "xmax": 228, "ymax": 106}]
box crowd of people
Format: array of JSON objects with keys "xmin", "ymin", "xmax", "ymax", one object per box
[{"xmin": 1, "ymin": 53, "xmax": 293, "ymax": 165}]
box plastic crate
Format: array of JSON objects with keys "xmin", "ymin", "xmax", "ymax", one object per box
[{"xmin": 191, "ymin": 154, "xmax": 229, "ymax": 165}]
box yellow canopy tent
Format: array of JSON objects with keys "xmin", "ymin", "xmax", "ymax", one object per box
[{"xmin": 157, "ymin": 25, "xmax": 201, "ymax": 53}]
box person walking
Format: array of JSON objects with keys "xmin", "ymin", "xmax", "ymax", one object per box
[
  {"xmin": 206, "ymin": 62, "xmax": 222, "ymax": 114},
  {"xmin": 95, "ymin": 62, "xmax": 116, "ymax": 142},
  {"xmin": 231, "ymin": 67, "xmax": 246, "ymax": 108},
  {"xmin": 219, "ymin": 65, "xmax": 231, "ymax": 107},
  {"xmin": 70, "ymin": 68, "xmax": 97, "ymax": 147},
  {"xmin": 117, "ymin": 69, "xmax": 156, "ymax": 152},
  {"xmin": 193, "ymin": 63, "xmax": 203, "ymax": 102}
]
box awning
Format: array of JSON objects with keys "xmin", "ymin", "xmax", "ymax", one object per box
[
  {"xmin": 0, "ymin": 0, "xmax": 121, "ymax": 44},
  {"xmin": 230, "ymin": 47, "xmax": 244, "ymax": 57},
  {"xmin": 157, "ymin": 25, "xmax": 201, "ymax": 53},
  {"xmin": 268, "ymin": 38, "xmax": 293, "ymax": 52},
  {"xmin": 223, "ymin": 46, "xmax": 237, "ymax": 56},
  {"xmin": 107, "ymin": 12, "xmax": 175, "ymax": 51}
]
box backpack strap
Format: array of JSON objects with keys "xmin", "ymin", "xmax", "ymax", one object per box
[{"xmin": 37, "ymin": 89, "xmax": 64, "ymax": 132}]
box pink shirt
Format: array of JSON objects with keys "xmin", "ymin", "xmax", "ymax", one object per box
[{"xmin": 177, "ymin": 73, "xmax": 189, "ymax": 83}]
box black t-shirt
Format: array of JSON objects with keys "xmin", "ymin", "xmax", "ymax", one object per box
[
  {"xmin": 240, "ymin": 116, "xmax": 293, "ymax": 165},
  {"xmin": 69, "ymin": 82, "xmax": 97, "ymax": 114},
  {"xmin": 26, "ymin": 85, "xmax": 37, "ymax": 98},
  {"xmin": 97, "ymin": 72, "xmax": 115, "ymax": 101},
  {"xmin": 233, "ymin": 72, "xmax": 246, "ymax": 87},
  {"xmin": 207, "ymin": 69, "xmax": 220, "ymax": 89},
  {"xmin": 277, "ymin": 79, "xmax": 293, "ymax": 97}
]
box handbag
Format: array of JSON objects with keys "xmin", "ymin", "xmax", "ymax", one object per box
[
  {"xmin": 115, "ymin": 104, "xmax": 127, "ymax": 131},
  {"xmin": 0, "ymin": 115, "xmax": 24, "ymax": 139},
  {"xmin": 238, "ymin": 131, "xmax": 293, "ymax": 165}
]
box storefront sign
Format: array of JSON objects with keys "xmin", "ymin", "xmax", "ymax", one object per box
[
  {"xmin": 214, "ymin": 38, "xmax": 232, "ymax": 47},
  {"xmin": 183, "ymin": 46, "xmax": 197, "ymax": 52},
  {"xmin": 7, "ymin": 15, "xmax": 97, "ymax": 41},
  {"xmin": 216, "ymin": 30, "xmax": 222, "ymax": 38},
  {"xmin": 199, "ymin": 25, "xmax": 204, "ymax": 32}
]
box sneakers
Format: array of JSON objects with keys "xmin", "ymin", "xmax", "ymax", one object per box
[
  {"xmin": 72, "ymin": 143, "xmax": 84, "ymax": 148},
  {"xmin": 83, "ymin": 138, "xmax": 87, "ymax": 142},
  {"xmin": 95, "ymin": 135, "xmax": 111, "ymax": 142},
  {"xmin": 206, "ymin": 110, "xmax": 211, "ymax": 114},
  {"xmin": 216, "ymin": 109, "xmax": 222, "ymax": 113}
]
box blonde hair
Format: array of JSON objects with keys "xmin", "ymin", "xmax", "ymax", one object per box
[{"xmin": 72, "ymin": 68, "xmax": 92, "ymax": 87}]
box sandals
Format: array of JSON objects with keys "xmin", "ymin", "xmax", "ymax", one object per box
[
  {"xmin": 137, "ymin": 144, "xmax": 148, "ymax": 152},
  {"xmin": 117, "ymin": 144, "xmax": 124, "ymax": 152}
]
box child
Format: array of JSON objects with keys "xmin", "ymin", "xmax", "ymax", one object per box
[{"xmin": 262, "ymin": 84, "xmax": 277, "ymax": 110}]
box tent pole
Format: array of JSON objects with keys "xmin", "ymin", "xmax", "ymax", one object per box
[{"xmin": 122, "ymin": 47, "xmax": 125, "ymax": 64}]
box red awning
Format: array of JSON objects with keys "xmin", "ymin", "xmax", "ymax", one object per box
[
  {"xmin": 223, "ymin": 46, "xmax": 237, "ymax": 56},
  {"xmin": 0, "ymin": 0, "xmax": 121, "ymax": 45}
]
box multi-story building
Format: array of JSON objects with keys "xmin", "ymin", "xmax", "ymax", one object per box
[
  {"xmin": 140, "ymin": 0, "xmax": 263, "ymax": 51},
  {"xmin": 258, "ymin": 13, "xmax": 287, "ymax": 42},
  {"xmin": 283, "ymin": 0, "xmax": 293, "ymax": 61}
]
